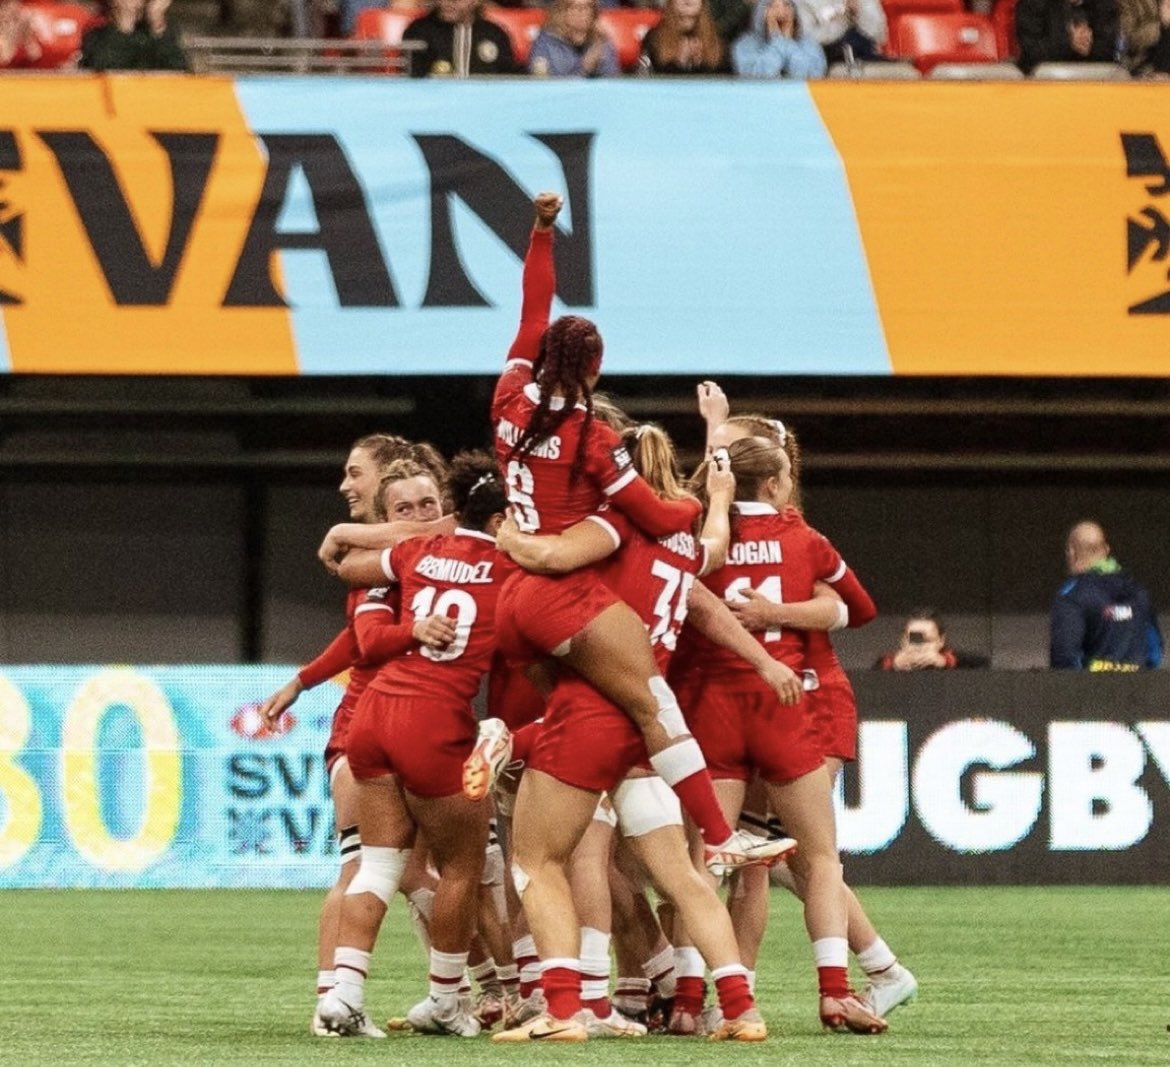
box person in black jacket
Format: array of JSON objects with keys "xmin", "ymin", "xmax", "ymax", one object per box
[
  {"xmin": 1014, "ymin": 0, "xmax": 1121, "ymax": 73},
  {"xmin": 1049, "ymin": 521, "xmax": 1163, "ymax": 671},
  {"xmin": 80, "ymin": 0, "xmax": 189, "ymax": 72},
  {"xmin": 404, "ymin": 0, "xmax": 519, "ymax": 77}
]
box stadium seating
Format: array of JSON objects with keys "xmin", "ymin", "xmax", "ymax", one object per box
[
  {"xmin": 19, "ymin": 2, "xmax": 97, "ymax": 69},
  {"xmin": 880, "ymin": 0, "xmax": 963, "ymax": 20},
  {"xmin": 482, "ymin": 5, "xmax": 546, "ymax": 66},
  {"xmin": 887, "ymin": 12, "xmax": 999, "ymax": 73},
  {"xmin": 828, "ymin": 60, "xmax": 922, "ymax": 77},
  {"xmin": 990, "ymin": 0, "xmax": 1017, "ymax": 59},
  {"xmin": 928, "ymin": 60, "xmax": 1022, "ymax": 77},
  {"xmin": 352, "ymin": 6, "xmax": 424, "ymax": 71},
  {"xmin": 596, "ymin": 8, "xmax": 661, "ymax": 71}
]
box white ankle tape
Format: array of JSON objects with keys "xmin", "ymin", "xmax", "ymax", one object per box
[{"xmin": 649, "ymin": 676, "xmax": 687, "ymax": 739}]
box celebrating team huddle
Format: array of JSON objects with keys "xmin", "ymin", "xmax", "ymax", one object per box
[{"xmin": 260, "ymin": 192, "xmax": 917, "ymax": 1045}]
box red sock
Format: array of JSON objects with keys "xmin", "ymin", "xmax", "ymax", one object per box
[
  {"xmin": 671, "ymin": 771, "xmax": 733, "ymax": 844},
  {"xmin": 674, "ymin": 975, "xmax": 706, "ymax": 1016},
  {"xmin": 714, "ymin": 970, "xmax": 754, "ymax": 1021},
  {"xmin": 582, "ymin": 995, "xmax": 611, "ymax": 1017},
  {"xmin": 541, "ymin": 965, "xmax": 582, "ymax": 1021},
  {"xmin": 818, "ymin": 966, "xmax": 850, "ymax": 999}
]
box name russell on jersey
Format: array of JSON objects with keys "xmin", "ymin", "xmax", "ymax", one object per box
[{"xmin": 658, "ymin": 530, "xmax": 698, "ymax": 560}]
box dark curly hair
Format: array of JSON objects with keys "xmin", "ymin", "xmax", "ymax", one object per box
[
  {"xmin": 446, "ymin": 450, "xmax": 508, "ymax": 531},
  {"xmin": 508, "ymin": 315, "xmax": 603, "ymax": 483}
]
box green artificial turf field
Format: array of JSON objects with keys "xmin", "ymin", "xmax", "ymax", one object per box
[{"xmin": 3, "ymin": 886, "xmax": 1166, "ymax": 1066}]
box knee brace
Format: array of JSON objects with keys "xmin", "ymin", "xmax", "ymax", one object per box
[{"xmin": 345, "ymin": 846, "xmax": 409, "ymax": 906}]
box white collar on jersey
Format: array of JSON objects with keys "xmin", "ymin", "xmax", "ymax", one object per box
[
  {"xmin": 732, "ymin": 501, "xmax": 779, "ymax": 515},
  {"xmin": 522, "ymin": 382, "xmax": 588, "ymax": 411},
  {"xmin": 456, "ymin": 527, "xmax": 497, "ymax": 543}
]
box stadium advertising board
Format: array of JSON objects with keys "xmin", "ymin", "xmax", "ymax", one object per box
[
  {"xmin": 1, "ymin": 666, "xmax": 1168, "ymax": 887},
  {"xmin": 0, "ymin": 78, "xmax": 1167, "ymax": 376}
]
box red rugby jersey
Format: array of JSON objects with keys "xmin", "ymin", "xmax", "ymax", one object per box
[
  {"xmin": 591, "ymin": 509, "xmax": 707, "ymax": 669},
  {"xmin": 491, "ymin": 226, "xmax": 697, "ymax": 538},
  {"xmin": 368, "ymin": 530, "xmax": 511, "ymax": 704},
  {"xmin": 695, "ymin": 503, "xmax": 855, "ymax": 678}
]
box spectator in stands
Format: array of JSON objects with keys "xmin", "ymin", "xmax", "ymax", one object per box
[
  {"xmin": 529, "ymin": 0, "xmax": 620, "ymax": 76},
  {"xmin": 793, "ymin": 0, "xmax": 886, "ymax": 65},
  {"xmin": 1050, "ymin": 520, "xmax": 1163, "ymax": 671},
  {"xmin": 1014, "ymin": 0, "xmax": 1121, "ymax": 73},
  {"xmin": 1118, "ymin": 0, "xmax": 1170, "ymax": 74},
  {"xmin": 732, "ymin": 0, "xmax": 827, "ymax": 77},
  {"xmin": 0, "ymin": 0, "xmax": 43, "ymax": 67},
  {"xmin": 80, "ymin": 0, "xmax": 188, "ymax": 70},
  {"xmin": 403, "ymin": 0, "xmax": 519, "ymax": 76},
  {"xmin": 875, "ymin": 609, "xmax": 988, "ymax": 670},
  {"xmin": 639, "ymin": 0, "xmax": 730, "ymax": 73},
  {"xmin": 709, "ymin": 0, "xmax": 754, "ymax": 44}
]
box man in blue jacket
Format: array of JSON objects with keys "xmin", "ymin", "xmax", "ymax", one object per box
[{"xmin": 1049, "ymin": 521, "xmax": 1163, "ymax": 671}]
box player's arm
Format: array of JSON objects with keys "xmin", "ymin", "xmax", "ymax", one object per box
[
  {"xmin": 319, "ymin": 515, "xmax": 457, "ymax": 573},
  {"xmin": 697, "ymin": 380, "xmax": 731, "ymax": 457},
  {"xmin": 506, "ymin": 193, "xmax": 561, "ymax": 367},
  {"xmin": 495, "ymin": 512, "xmax": 619, "ymax": 575},
  {"xmin": 822, "ymin": 560, "xmax": 878, "ymax": 627},
  {"xmin": 685, "ymin": 582, "xmax": 802, "ymax": 706},
  {"xmin": 259, "ymin": 627, "xmax": 353, "ymax": 725},
  {"xmin": 698, "ymin": 448, "xmax": 734, "ymax": 574},
  {"xmin": 732, "ymin": 580, "xmax": 848, "ymax": 634},
  {"xmin": 352, "ymin": 602, "xmax": 423, "ymax": 663}
]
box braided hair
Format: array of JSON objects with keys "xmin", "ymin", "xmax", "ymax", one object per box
[{"xmin": 508, "ymin": 315, "xmax": 603, "ymax": 483}]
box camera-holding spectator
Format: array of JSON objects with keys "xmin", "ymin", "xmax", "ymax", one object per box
[
  {"xmin": 639, "ymin": 0, "xmax": 731, "ymax": 74},
  {"xmin": 1014, "ymin": 0, "xmax": 1120, "ymax": 73},
  {"xmin": 732, "ymin": 0, "xmax": 827, "ymax": 78},
  {"xmin": 529, "ymin": 0, "xmax": 620, "ymax": 77},
  {"xmin": 1050, "ymin": 521, "xmax": 1163, "ymax": 671},
  {"xmin": 1118, "ymin": 0, "xmax": 1170, "ymax": 75},
  {"xmin": 80, "ymin": 0, "xmax": 189, "ymax": 71},
  {"xmin": 793, "ymin": 0, "xmax": 887, "ymax": 65},
  {"xmin": 875, "ymin": 610, "xmax": 987, "ymax": 671},
  {"xmin": 404, "ymin": 0, "xmax": 519, "ymax": 77},
  {"xmin": 0, "ymin": 0, "xmax": 43, "ymax": 68}
]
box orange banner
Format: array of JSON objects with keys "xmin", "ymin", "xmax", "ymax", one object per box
[
  {"xmin": 812, "ymin": 83, "xmax": 1170, "ymax": 376},
  {"xmin": 0, "ymin": 76, "xmax": 295, "ymax": 374}
]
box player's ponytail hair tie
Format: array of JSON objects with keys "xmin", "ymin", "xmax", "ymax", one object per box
[
  {"xmin": 772, "ymin": 420, "xmax": 788, "ymax": 448},
  {"xmin": 469, "ymin": 472, "xmax": 498, "ymax": 498},
  {"xmin": 635, "ymin": 424, "xmax": 650, "ymax": 439}
]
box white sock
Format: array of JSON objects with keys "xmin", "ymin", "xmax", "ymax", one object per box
[
  {"xmin": 747, "ymin": 969, "xmax": 757, "ymax": 995},
  {"xmin": 580, "ymin": 927, "xmax": 611, "ymax": 1005},
  {"xmin": 812, "ymin": 937, "xmax": 849, "ymax": 969},
  {"xmin": 429, "ymin": 949, "xmax": 468, "ymax": 1011},
  {"xmin": 642, "ymin": 943, "xmax": 676, "ymax": 998},
  {"xmin": 856, "ymin": 937, "xmax": 898, "ymax": 976},
  {"xmin": 673, "ymin": 945, "xmax": 706, "ymax": 979},
  {"xmin": 333, "ymin": 946, "xmax": 370, "ymax": 1010},
  {"xmin": 316, "ymin": 968, "xmax": 336, "ymax": 999}
]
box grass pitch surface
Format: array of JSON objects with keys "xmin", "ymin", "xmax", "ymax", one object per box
[{"xmin": 3, "ymin": 886, "xmax": 1166, "ymax": 1066}]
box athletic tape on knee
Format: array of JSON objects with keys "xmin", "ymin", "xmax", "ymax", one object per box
[
  {"xmin": 511, "ymin": 860, "xmax": 531, "ymax": 899},
  {"xmin": 337, "ymin": 824, "xmax": 361, "ymax": 866},
  {"xmin": 345, "ymin": 846, "xmax": 409, "ymax": 905},
  {"xmin": 649, "ymin": 738, "xmax": 706, "ymax": 786},
  {"xmin": 648, "ymin": 676, "xmax": 687, "ymax": 739},
  {"xmin": 612, "ymin": 777, "xmax": 683, "ymax": 838}
]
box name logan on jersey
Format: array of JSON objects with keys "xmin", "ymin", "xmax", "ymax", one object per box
[
  {"xmin": 495, "ymin": 418, "xmax": 563, "ymax": 460},
  {"xmin": 415, "ymin": 555, "xmax": 494, "ymax": 584},
  {"xmin": 728, "ymin": 540, "xmax": 783, "ymax": 566}
]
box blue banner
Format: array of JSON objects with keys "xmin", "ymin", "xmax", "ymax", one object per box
[{"xmin": 0, "ymin": 666, "xmax": 342, "ymax": 888}]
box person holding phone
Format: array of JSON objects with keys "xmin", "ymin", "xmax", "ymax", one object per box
[{"xmin": 874, "ymin": 609, "xmax": 982, "ymax": 671}]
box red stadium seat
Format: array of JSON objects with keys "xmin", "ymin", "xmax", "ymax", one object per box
[
  {"xmin": 596, "ymin": 8, "xmax": 661, "ymax": 72},
  {"xmin": 352, "ymin": 6, "xmax": 424, "ymax": 72},
  {"xmin": 991, "ymin": 0, "xmax": 1018, "ymax": 59},
  {"xmin": 20, "ymin": 2, "xmax": 98, "ymax": 69},
  {"xmin": 482, "ymin": 5, "xmax": 546, "ymax": 66},
  {"xmin": 888, "ymin": 12, "xmax": 999, "ymax": 73},
  {"xmin": 881, "ymin": 0, "xmax": 962, "ymax": 21}
]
